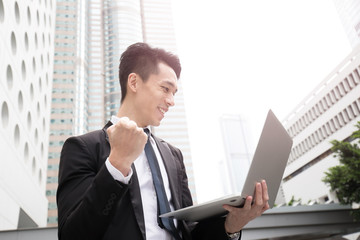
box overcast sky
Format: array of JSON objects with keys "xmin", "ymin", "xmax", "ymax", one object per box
[{"xmin": 169, "ymin": 0, "xmax": 353, "ymax": 203}]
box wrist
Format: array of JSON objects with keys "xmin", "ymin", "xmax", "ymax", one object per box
[
  {"xmin": 224, "ymin": 221, "xmax": 241, "ymax": 236},
  {"xmin": 226, "ymin": 231, "xmax": 241, "ymax": 239},
  {"xmin": 108, "ymin": 153, "xmax": 132, "ymax": 176}
]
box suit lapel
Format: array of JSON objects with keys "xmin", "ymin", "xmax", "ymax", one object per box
[
  {"xmin": 153, "ymin": 136, "xmax": 181, "ymax": 210},
  {"xmin": 128, "ymin": 165, "xmax": 146, "ymax": 239}
]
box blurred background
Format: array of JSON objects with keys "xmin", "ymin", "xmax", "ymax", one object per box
[{"xmin": 0, "ymin": 0, "xmax": 359, "ymax": 238}]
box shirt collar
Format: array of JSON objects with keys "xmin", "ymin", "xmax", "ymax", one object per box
[{"xmin": 110, "ymin": 115, "xmax": 152, "ymax": 134}]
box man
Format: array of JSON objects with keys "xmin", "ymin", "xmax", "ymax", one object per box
[{"xmin": 56, "ymin": 42, "xmax": 269, "ymax": 240}]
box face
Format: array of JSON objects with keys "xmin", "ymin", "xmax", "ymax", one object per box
[{"xmin": 134, "ymin": 62, "xmax": 178, "ymax": 127}]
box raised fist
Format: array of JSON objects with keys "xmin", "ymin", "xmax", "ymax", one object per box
[{"xmin": 107, "ymin": 117, "xmax": 148, "ymax": 176}]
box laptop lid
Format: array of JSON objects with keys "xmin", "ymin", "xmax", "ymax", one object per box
[{"xmin": 160, "ymin": 110, "xmax": 293, "ymax": 222}]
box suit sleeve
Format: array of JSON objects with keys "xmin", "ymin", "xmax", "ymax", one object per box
[{"xmin": 56, "ymin": 135, "xmax": 128, "ymax": 240}]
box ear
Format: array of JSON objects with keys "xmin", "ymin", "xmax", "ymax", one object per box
[{"xmin": 127, "ymin": 73, "xmax": 138, "ymax": 93}]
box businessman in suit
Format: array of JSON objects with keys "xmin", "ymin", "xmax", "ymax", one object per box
[{"xmin": 56, "ymin": 42, "xmax": 269, "ymax": 240}]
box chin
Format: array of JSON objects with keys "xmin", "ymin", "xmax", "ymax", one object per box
[{"xmin": 152, "ymin": 121, "xmax": 161, "ymax": 127}]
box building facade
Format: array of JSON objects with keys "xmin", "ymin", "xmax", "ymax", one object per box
[
  {"xmin": 142, "ymin": 0, "xmax": 196, "ymax": 202},
  {"xmin": 282, "ymin": 45, "xmax": 360, "ymax": 204},
  {"xmin": 219, "ymin": 114, "xmax": 253, "ymax": 195},
  {"xmin": 333, "ymin": 0, "xmax": 360, "ymax": 48},
  {"xmin": 46, "ymin": 0, "xmax": 90, "ymax": 226},
  {"xmin": 0, "ymin": 0, "xmax": 56, "ymax": 230}
]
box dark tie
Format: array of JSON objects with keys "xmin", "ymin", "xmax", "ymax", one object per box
[{"xmin": 143, "ymin": 129, "xmax": 182, "ymax": 240}]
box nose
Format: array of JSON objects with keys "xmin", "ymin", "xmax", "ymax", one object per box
[{"xmin": 166, "ymin": 94, "xmax": 175, "ymax": 107}]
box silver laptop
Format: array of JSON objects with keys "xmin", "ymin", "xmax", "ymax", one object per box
[{"xmin": 160, "ymin": 109, "xmax": 293, "ymax": 222}]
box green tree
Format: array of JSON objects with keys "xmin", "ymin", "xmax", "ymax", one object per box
[{"xmin": 323, "ymin": 121, "xmax": 360, "ymax": 220}]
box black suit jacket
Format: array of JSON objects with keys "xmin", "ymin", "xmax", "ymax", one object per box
[{"xmin": 57, "ymin": 122, "xmax": 238, "ymax": 240}]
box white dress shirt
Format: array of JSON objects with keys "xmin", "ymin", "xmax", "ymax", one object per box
[{"xmin": 105, "ymin": 116, "xmax": 176, "ymax": 240}]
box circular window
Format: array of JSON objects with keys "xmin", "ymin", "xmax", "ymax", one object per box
[
  {"xmin": 6, "ymin": 65, "xmax": 13, "ymax": 89},
  {"xmin": 34, "ymin": 33, "xmax": 38, "ymax": 49},
  {"xmin": 30, "ymin": 83, "xmax": 34, "ymax": 101},
  {"xmin": 37, "ymin": 102, "xmax": 40, "ymax": 118},
  {"xmin": 24, "ymin": 32, "xmax": 29, "ymax": 51},
  {"xmin": 21, "ymin": 60, "xmax": 26, "ymax": 81},
  {"xmin": 27, "ymin": 112, "xmax": 32, "ymax": 129},
  {"xmin": 32, "ymin": 57, "xmax": 36, "ymax": 73},
  {"xmin": 27, "ymin": 6, "xmax": 31, "ymax": 25},
  {"xmin": 47, "ymin": 52, "xmax": 50, "ymax": 66},
  {"xmin": 34, "ymin": 128, "xmax": 38, "ymax": 145},
  {"xmin": 1, "ymin": 102, "xmax": 9, "ymax": 127},
  {"xmin": 14, "ymin": 2, "xmax": 20, "ymax": 24},
  {"xmin": 14, "ymin": 124, "xmax": 20, "ymax": 147},
  {"xmin": 41, "ymin": 55, "xmax": 44, "ymax": 68},
  {"xmin": 41, "ymin": 143, "xmax": 44, "ymax": 157},
  {"xmin": 24, "ymin": 142, "xmax": 29, "ymax": 163},
  {"xmin": 39, "ymin": 77, "xmax": 42, "ymax": 92},
  {"xmin": 11, "ymin": 32, "xmax": 17, "ymax": 55},
  {"xmin": 38, "ymin": 169, "xmax": 42, "ymax": 185},
  {"xmin": 42, "ymin": 118, "xmax": 46, "ymax": 132},
  {"xmin": 44, "ymin": 95, "xmax": 47, "ymax": 108},
  {"xmin": 0, "ymin": 0, "xmax": 4, "ymax": 23},
  {"xmin": 36, "ymin": 10, "xmax": 39, "ymax": 26},
  {"xmin": 18, "ymin": 91, "xmax": 23, "ymax": 111},
  {"xmin": 32, "ymin": 157, "xmax": 36, "ymax": 175}
]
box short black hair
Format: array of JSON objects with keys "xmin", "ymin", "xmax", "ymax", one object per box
[{"xmin": 119, "ymin": 42, "xmax": 181, "ymax": 103}]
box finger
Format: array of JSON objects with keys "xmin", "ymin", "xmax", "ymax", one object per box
[
  {"xmin": 261, "ymin": 180, "xmax": 269, "ymax": 202},
  {"xmin": 243, "ymin": 196, "xmax": 253, "ymax": 210},
  {"xmin": 222, "ymin": 204, "xmax": 233, "ymax": 212},
  {"xmin": 254, "ymin": 182, "xmax": 263, "ymax": 205},
  {"xmin": 118, "ymin": 116, "xmax": 130, "ymax": 125},
  {"xmin": 127, "ymin": 120, "xmax": 138, "ymax": 129}
]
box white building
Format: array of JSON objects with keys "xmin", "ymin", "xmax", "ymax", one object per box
[
  {"xmin": 282, "ymin": 45, "xmax": 360, "ymax": 204},
  {"xmin": 219, "ymin": 114, "xmax": 254, "ymax": 195},
  {"xmin": 0, "ymin": 0, "xmax": 55, "ymax": 230},
  {"xmin": 333, "ymin": 0, "xmax": 360, "ymax": 49}
]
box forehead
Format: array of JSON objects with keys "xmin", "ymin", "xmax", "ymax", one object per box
[{"xmin": 152, "ymin": 62, "xmax": 178, "ymax": 88}]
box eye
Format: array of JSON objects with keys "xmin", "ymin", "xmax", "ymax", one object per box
[{"xmin": 161, "ymin": 86, "xmax": 170, "ymax": 93}]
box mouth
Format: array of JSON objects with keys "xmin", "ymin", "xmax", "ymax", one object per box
[{"xmin": 158, "ymin": 107, "xmax": 167, "ymax": 116}]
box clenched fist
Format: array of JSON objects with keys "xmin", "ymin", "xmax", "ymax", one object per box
[{"xmin": 107, "ymin": 117, "xmax": 148, "ymax": 176}]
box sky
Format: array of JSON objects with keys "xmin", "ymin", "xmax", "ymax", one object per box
[{"xmin": 170, "ymin": 0, "xmax": 352, "ymax": 203}]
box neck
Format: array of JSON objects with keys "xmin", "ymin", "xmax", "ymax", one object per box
[{"xmin": 116, "ymin": 101, "xmax": 146, "ymax": 127}]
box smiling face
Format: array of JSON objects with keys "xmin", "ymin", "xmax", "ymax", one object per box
[{"xmin": 134, "ymin": 62, "xmax": 178, "ymax": 127}]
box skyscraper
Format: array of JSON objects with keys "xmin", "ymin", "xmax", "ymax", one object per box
[
  {"xmin": 47, "ymin": 0, "xmax": 90, "ymax": 226},
  {"xmin": 333, "ymin": 0, "xmax": 360, "ymax": 48},
  {"xmin": 141, "ymin": 0, "xmax": 197, "ymax": 201},
  {"xmin": 46, "ymin": 0, "xmax": 195, "ymax": 225},
  {"xmin": 219, "ymin": 114, "xmax": 253, "ymax": 195},
  {"xmin": 0, "ymin": 0, "xmax": 56, "ymax": 230}
]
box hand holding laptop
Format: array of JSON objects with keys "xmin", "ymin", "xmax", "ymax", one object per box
[
  {"xmin": 160, "ymin": 109, "xmax": 293, "ymax": 234},
  {"xmin": 223, "ymin": 180, "xmax": 269, "ymax": 234}
]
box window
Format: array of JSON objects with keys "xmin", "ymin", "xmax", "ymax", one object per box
[{"xmin": 353, "ymin": 69, "xmax": 360, "ymax": 84}]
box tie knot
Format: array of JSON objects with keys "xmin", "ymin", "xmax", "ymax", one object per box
[{"xmin": 143, "ymin": 128, "xmax": 150, "ymax": 136}]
